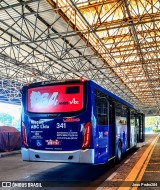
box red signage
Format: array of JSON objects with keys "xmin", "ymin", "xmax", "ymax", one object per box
[
  {"xmin": 46, "ymin": 140, "xmax": 61, "ymax": 146},
  {"xmin": 63, "ymin": 118, "xmax": 80, "ymax": 122},
  {"xmin": 27, "ymin": 84, "xmax": 84, "ymax": 113}
]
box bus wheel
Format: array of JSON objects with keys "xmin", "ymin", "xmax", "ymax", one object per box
[{"xmin": 117, "ymin": 141, "xmax": 122, "ymax": 162}]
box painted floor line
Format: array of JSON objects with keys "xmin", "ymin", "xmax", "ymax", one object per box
[
  {"xmin": 145, "ymin": 170, "xmax": 160, "ymax": 172},
  {"xmin": 118, "ymin": 134, "xmax": 160, "ymax": 190},
  {"xmin": 96, "ymin": 187, "xmax": 104, "ymax": 190},
  {"xmin": 95, "ymin": 172, "xmax": 118, "ymax": 190},
  {"xmin": 96, "ymin": 136, "xmax": 159, "ymax": 190},
  {"xmin": 96, "ymin": 144, "xmax": 145, "ymax": 190},
  {"xmin": 131, "ymin": 136, "xmax": 159, "ymax": 190},
  {"xmin": 106, "ymin": 172, "xmax": 117, "ymax": 181},
  {"xmin": 124, "ymin": 159, "xmax": 130, "ymax": 164}
]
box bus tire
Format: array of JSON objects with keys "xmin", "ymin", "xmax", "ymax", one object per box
[{"xmin": 117, "ymin": 141, "xmax": 122, "ymax": 162}]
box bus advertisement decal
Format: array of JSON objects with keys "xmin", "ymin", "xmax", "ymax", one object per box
[
  {"xmin": 63, "ymin": 118, "xmax": 80, "ymax": 122},
  {"xmin": 45, "ymin": 139, "xmax": 61, "ymax": 146},
  {"xmin": 27, "ymin": 84, "xmax": 84, "ymax": 113},
  {"xmin": 57, "ymin": 131, "xmax": 78, "ymax": 140},
  {"xmin": 31, "ymin": 131, "xmax": 43, "ymax": 139}
]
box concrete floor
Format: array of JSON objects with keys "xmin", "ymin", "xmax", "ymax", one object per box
[
  {"xmin": 0, "ymin": 153, "xmax": 117, "ymax": 190},
  {"xmin": 1, "ymin": 150, "xmax": 134, "ymax": 190},
  {"xmin": 0, "ymin": 134, "xmax": 158, "ymax": 190}
]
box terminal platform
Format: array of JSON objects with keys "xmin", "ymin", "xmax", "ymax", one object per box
[{"xmin": 99, "ymin": 134, "xmax": 160, "ymax": 190}]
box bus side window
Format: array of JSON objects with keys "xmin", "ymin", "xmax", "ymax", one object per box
[{"xmin": 94, "ymin": 89, "xmax": 108, "ymax": 125}]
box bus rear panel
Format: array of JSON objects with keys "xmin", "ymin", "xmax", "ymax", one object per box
[{"xmin": 21, "ymin": 80, "xmax": 94, "ymax": 164}]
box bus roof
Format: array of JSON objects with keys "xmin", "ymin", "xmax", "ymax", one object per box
[{"xmin": 89, "ymin": 80, "xmax": 134, "ymax": 109}]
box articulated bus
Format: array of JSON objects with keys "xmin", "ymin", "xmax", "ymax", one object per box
[{"xmin": 21, "ymin": 79, "xmax": 144, "ymax": 164}]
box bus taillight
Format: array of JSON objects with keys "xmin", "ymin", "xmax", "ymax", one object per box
[
  {"xmin": 82, "ymin": 122, "xmax": 91, "ymax": 150},
  {"xmin": 80, "ymin": 78, "xmax": 86, "ymax": 82},
  {"xmin": 22, "ymin": 123, "xmax": 28, "ymax": 148}
]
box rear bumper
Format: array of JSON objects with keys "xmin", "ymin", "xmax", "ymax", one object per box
[{"xmin": 21, "ymin": 148, "xmax": 95, "ymax": 164}]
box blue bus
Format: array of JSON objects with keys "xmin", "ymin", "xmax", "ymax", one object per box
[{"xmin": 21, "ymin": 79, "xmax": 140, "ymax": 164}]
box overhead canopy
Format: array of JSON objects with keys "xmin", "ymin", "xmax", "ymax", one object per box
[{"xmin": 0, "ymin": 0, "xmax": 159, "ymax": 115}]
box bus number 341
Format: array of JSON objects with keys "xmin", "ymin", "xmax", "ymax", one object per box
[{"xmin": 56, "ymin": 123, "xmax": 66, "ymax": 129}]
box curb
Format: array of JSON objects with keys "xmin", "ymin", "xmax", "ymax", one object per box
[{"xmin": 0, "ymin": 150, "xmax": 21, "ymax": 158}]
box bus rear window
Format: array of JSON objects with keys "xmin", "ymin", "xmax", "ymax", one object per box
[{"xmin": 27, "ymin": 84, "xmax": 84, "ymax": 113}]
